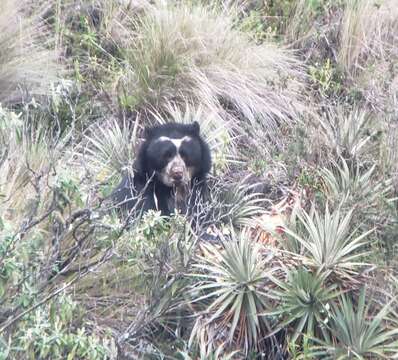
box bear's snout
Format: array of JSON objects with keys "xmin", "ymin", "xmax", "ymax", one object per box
[{"xmin": 171, "ymin": 167, "xmax": 184, "ymax": 182}]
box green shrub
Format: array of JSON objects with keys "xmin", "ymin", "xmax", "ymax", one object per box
[{"xmin": 9, "ymin": 296, "xmax": 116, "ymax": 360}]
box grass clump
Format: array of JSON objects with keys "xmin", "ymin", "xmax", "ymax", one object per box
[
  {"xmin": 0, "ymin": 0, "xmax": 59, "ymax": 104},
  {"xmin": 115, "ymin": 3, "xmax": 306, "ymax": 140},
  {"xmin": 339, "ymin": 0, "xmax": 398, "ymax": 111}
]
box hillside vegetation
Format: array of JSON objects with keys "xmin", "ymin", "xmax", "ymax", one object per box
[{"xmin": 1, "ymin": 0, "xmax": 398, "ymax": 359}]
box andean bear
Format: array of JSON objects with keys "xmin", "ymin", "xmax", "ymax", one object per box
[{"xmin": 112, "ymin": 121, "xmax": 211, "ymax": 217}]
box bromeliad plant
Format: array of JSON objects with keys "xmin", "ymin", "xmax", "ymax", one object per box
[
  {"xmin": 189, "ymin": 230, "xmax": 273, "ymax": 354},
  {"xmin": 320, "ymin": 157, "xmax": 393, "ymax": 212},
  {"xmin": 179, "ymin": 342, "xmax": 239, "ymax": 360},
  {"xmin": 283, "ymin": 204, "xmax": 373, "ymax": 280},
  {"xmin": 317, "ymin": 108, "xmax": 375, "ymax": 161},
  {"xmin": 212, "ymin": 179, "xmax": 267, "ymax": 228},
  {"xmin": 83, "ymin": 117, "xmax": 139, "ymax": 176},
  {"xmin": 268, "ymin": 270, "xmax": 340, "ymax": 344},
  {"xmin": 310, "ymin": 288, "xmax": 398, "ymax": 359}
]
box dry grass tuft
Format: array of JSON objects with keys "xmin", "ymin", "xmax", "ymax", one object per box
[
  {"xmin": 0, "ymin": 109, "xmax": 55, "ymax": 217},
  {"xmin": 339, "ymin": 0, "xmax": 398, "ymax": 74},
  {"xmin": 0, "ymin": 0, "xmax": 60, "ymax": 104},
  {"xmin": 339, "ymin": 0, "xmax": 398, "ymax": 111},
  {"xmin": 114, "ymin": 3, "xmax": 306, "ymax": 143}
]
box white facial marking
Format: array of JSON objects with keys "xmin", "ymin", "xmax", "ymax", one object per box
[
  {"xmin": 156, "ymin": 136, "xmax": 191, "ymax": 150},
  {"xmin": 160, "ymin": 154, "xmax": 189, "ymax": 186},
  {"xmin": 155, "ymin": 135, "xmax": 194, "ymax": 187}
]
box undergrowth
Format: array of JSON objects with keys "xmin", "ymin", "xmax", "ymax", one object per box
[{"xmin": 1, "ymin": 0, "xmax": 398, "ymax": 359}]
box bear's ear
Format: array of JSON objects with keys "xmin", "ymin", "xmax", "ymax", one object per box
[{"xmin": 190, "ymin": 121, "xmax": 200, "ymax": 135}]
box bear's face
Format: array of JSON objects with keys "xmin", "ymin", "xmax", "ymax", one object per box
[{"xmin": 140, "ymin": 122, "xmax": 208, "ymax": 188}]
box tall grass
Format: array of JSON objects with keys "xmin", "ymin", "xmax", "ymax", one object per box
[
  {"xmin": 115, "ymin": 2, "xmax": 306, "ymax": 143},
  {"xmin": 339, "ymin": 0, "xmax": 398, "ymax": 74},
  {"xmin": 339, "ymin": 0, "xmax": 398, "ymax": 110},
  {"xmin": 0, "ymin": 0, "xmax": 59, "ymax": 103},
  {"xmin": 0, "ymin": 108, "xmax": 59, "ymax": 217}
]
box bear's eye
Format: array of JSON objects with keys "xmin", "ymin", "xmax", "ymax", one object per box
[
  {"xmin": 179, "ymin": 149, "xmax": 191, "ymax": 165},
  {"xmin": 164, "ymin": 149, "xmax": 173, "ymax": 159},
  {"xmin": 179, "ymin": 149, "xmax": 186, "ymax": 159}
]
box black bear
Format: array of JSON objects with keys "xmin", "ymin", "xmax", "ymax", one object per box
[{"xmin": 111, "ymin": 121, "xmax": 211, "ymax": 217}]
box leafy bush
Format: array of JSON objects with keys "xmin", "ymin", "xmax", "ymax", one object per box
[{"xmin": 8, "ymin": 295, "xmax": 116, "ymax": 359}]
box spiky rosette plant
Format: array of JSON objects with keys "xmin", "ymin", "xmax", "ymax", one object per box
[
  {"xmin": 283, "ymin": 205, "xmax": 373, "ymax": 281},
  {"xmin": 310, "ymin": 288, "xmax": 398, "ymax": 359},
  {"xmin": 189, "ymin": 230, "xmax": 276, "ymax": 355},
  {"xmin": 320, "ymin": 157, "xmax": 393, "ymax": 224},
  {"xmin": 82, "ymin": 117, "xmax": 139, "ymax": 176},
  {"xmin": 267, "ymin": 270, "xmax": 340, "ymax": 344}
]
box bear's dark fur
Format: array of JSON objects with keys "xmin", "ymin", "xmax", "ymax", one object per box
[{"xmin": 111, "ymin": 121, "xmax": 211, "ymax": 217}]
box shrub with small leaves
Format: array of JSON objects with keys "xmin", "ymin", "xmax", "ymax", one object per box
[{"xmin": 10, "ymin": 295, "xmax": 116, "ymax": 360}]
